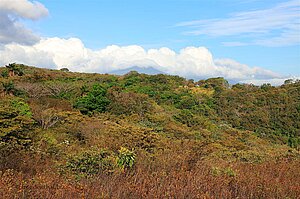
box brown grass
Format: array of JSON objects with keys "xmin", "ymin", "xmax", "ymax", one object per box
[{"xmin": 1, "ymin": 158, "xmax": 299, "ymax": 199}]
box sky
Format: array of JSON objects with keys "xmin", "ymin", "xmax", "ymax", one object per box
[{"xmin": 0, "ymin": 0, "xmax": 300, "ymax": 85}]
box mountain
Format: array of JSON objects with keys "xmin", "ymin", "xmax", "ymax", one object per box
[{"xmin": 109, "ymin": 66, "xmax": 165, "ymax": 75}]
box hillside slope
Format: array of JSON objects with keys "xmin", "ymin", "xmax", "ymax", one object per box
[{"xmin": 0, "ymin": 64, "xmax": 299, "ymax": 198}]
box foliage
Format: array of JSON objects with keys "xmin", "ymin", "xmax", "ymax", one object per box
[
  {"xmin": 116, "ymin": 147, "xmax": 136, "ymax": 170},
  {"xmin": 65, "ymin": 150, "xmax": 115, "ymax": 176},
  {"xmin": 5, "ymin": 63, "xmax": 25, "ymax": 76},
  {"xmin": 2, "ymin": 81, "xmax": 15, "ymax": 95},
  {"xmin": 60, "ymin": 68, "xmax": 69, "ymax": 72},
  {"xmin": 0, "ymin": 97, "xmax": 34, "ymax": 140},
  {"xmin": 0, "ymin": 64, "xmax": 299, "ymax": 198},
  {"xmin": 108, "ymin": 87, "xmax": 153, "ymax": 116},
  {"xmin": 1, "ymin": 69, "xmax": 9, "ymax": 78},
  {"xmin": 214, "ymin": 81, "xmax": 300, "ymax": 147},
  {"xmin": 74, "ymin": 84, "xmax": 110, "ymax": 115}
]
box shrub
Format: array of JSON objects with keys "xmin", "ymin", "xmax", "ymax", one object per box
[
  {"xmin": 1, "ymin": 69, "xmax": 9, "ymax": 78},
  {"xmin": 2, "ymin": 81, "xmax": 15, "ymax": 95},
  {"xmin": 108, "ymin": 88, "xmax": 153, "ymax": 116},
  {"xmin": 5, "ymin": 63, "xmax": 25, "ymax": 77},
  {"xmin": 74, "ymin": 84, "xmax": 110, "ymax": 115},
  {"xmin": 65, "ymin": 150, "xmax": 115, "ymax": 176},
  {"xmin": 173, "ymin": 109, "xmax": 200, "ymax": 127},
  {"xmin": 116, "ymin": 147, "xmax": 136, "ymax": 170},
  {"xmin": 0, "ymin": 98, "xmax": 34, "ymax": 140},
  {"xmin": 11, "ymin": 99, "xmax": 32, "ymax": 117}
]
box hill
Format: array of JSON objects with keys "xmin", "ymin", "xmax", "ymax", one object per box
[{"xmin": 0, "ymin": 63, "xmax": 299, "ymax": 198}]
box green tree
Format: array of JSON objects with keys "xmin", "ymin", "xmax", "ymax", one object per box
[{"xmin": 5, "ymin": 63, "xmax": 24, "ymax": 77}]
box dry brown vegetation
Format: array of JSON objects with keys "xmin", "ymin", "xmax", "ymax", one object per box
[{"xmin": 1, "ymin": 158, "xmax": 299, "ymax": 199}]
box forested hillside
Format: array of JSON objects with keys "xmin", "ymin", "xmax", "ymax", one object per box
[{"xmin": 0, "ymin": 63, "xmax": 299, "ymax": 198}]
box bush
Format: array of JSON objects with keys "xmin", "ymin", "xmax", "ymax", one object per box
[
  {"xmin": 108, "ymin": 88, "xmax": 153, "ymax": 116},
  {"xmin": 116, "ymin": 147, "xmax": 136, "ymax": 170},
  {"xmin": 173, "ymin": 109, "xmax": 200, "ymax": 127},
  {"xmin": 1, "ymin": 69, "xmax": 9, "ymax": 78},
  {"xmin": 0, "ymin": 98, "xmax": 34, "ymax": 140},
  {"xmin": 5, "ymin": 63, "xmax": 25, "ymax": 76},
  {"xmin": 65, "ymin": 150, "xmax": 115, "ymax": 176},
  {"xmin": 74, "ymin": 84, "xmax": 110, "ymax": 115}
]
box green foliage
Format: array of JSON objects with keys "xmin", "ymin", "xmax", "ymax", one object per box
[
  {"xmin": 11, "ymin": 99, "xmax": 32, "ymax": 117},
  {"xmin": 175, "ymin": 94, "xmax": 199, "ymax": 110},
  {"xmin": 123, "ymin": 71, "xmax": 142, "ymax": 87},
  {"xmin": 60, "ymin": 68, "xmax": 69, "ymax": 72},
  {"xmin": 1, "ymin": 69, "xmax": 9, "ymax": 78},
  {"xmin": 66, "ymin": 150, "xmax": 115, "ymax": 176},
  {"xmin": 288, "ymin": 136, "xmax": 300, "ymax": 149},
  {"xmin": 215, "ymin": 82, "xmax": 300, "ymax": 147},
  {"xmin": 198, "ymin": 77, "xmax": 229, "ymax": 92},
  {"xmin": 2, "ymin": 81, "xmax": 15, "ymax": 95},
  {"xmin": 6, "ymin": 63, "xmax": 25, "ymax": 76},
  {"xmin": 0, "ymin": 97, "xmax": 34, "ymax": 141},
  {"xmin": 74, "ymin": 84, "xmax": 110, "ymax": 115},
  {"xmin": 174, "ymin": 109, "xmax": 196, "ymax": 127},
  {"xmin": 116, "ymin": 147, "xmax": 136, "ymax": 170}
]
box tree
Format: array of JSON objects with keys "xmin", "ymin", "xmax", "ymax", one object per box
[
  {"xmin": 5, "ymin": 63, "xmax": 24, "ymax": 77},
  {"xmin": 60, "ymin": 68, "xmax": 69, "ymax": 72},
  {"xmin": 284, "ymin": 79, "xmax": 294, "ymax": 85}
]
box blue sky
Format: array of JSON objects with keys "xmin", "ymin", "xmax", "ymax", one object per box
[
  {"xmin": 33, "ymin": 0, "xmax": 300, "ymax": 76},
  {"xmin": 0, "ymin": 0, "xmax": 299, "ymax": 84}
]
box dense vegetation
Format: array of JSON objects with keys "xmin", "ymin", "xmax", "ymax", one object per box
[{"xmin": 0, "ymin": 63, "xmax": 299, "ymax": 198}]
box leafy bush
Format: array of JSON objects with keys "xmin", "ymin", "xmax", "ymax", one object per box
[
  {"xmin": 173, "ymin": 109, "xmax": 200, "ymax": 127},
  {"xmin": 1, "ymin": 69, "xmax": 9, "ymax": 78},
  {"xmin": 116, "ymin": 147, "xmax": 136, "ymax": 170},
  {"xmin": 5, "ymin": 63, "xmax": 25, "ymax": 76},
  {"xmin": 11, "ymin": 99, "xmax": 32, "ymax": 117},
  {"xmin": 108, "ymin": 88, "xmax": 153, "ymax": 116},
  {"xmin": 74, "ymin": 84, "xmax": 110, "ymax": 115},
  {"xmin": 2, "ymin": 81, "xmax": 15, "ymax": 95},
  {"xmin": 66, "ymin": 150, "xmax": 115, "ymax": 176},
  {"xmin": 0, "ymin": 98, "xmax": 34, "ymax": 140}
]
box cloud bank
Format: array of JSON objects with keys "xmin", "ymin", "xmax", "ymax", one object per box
[
  {"xmin": 0, "ymin": 37, "xmax": 283, "ymax": 83},
  {"xmin": 177, "ymin": 0, "xmax": 300, "ymax": 47},
  {"xmin": 0, "ymin": 0, "xmax": 48, "ymax": 45}
]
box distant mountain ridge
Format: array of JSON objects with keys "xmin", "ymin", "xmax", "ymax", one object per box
[{"xmin": 109, "ymin": 66, "xmax": 165, "ymax": 75}]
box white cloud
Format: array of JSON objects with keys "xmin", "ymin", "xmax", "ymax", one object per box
[
  {"xmin": 214, "ymin": 58, "xmax": 281, "ymax": 80},
  {"xmin": 241, "ymin": 77, "xmax": 300, "ymax": 86},
  {"xmin": 176, "ymin": 0, "xmax": 300, "ymax": 47},
  {"xmin": 0, "ymin": 0, "xmax": 48, "ymax": 19},
  {"xmin": 0, "ymin": 37, "xmax": 283, "ymax": 83},
  {"xmin": 0, "ymin": 0, "xmax": 48, "ymax": 45}
]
